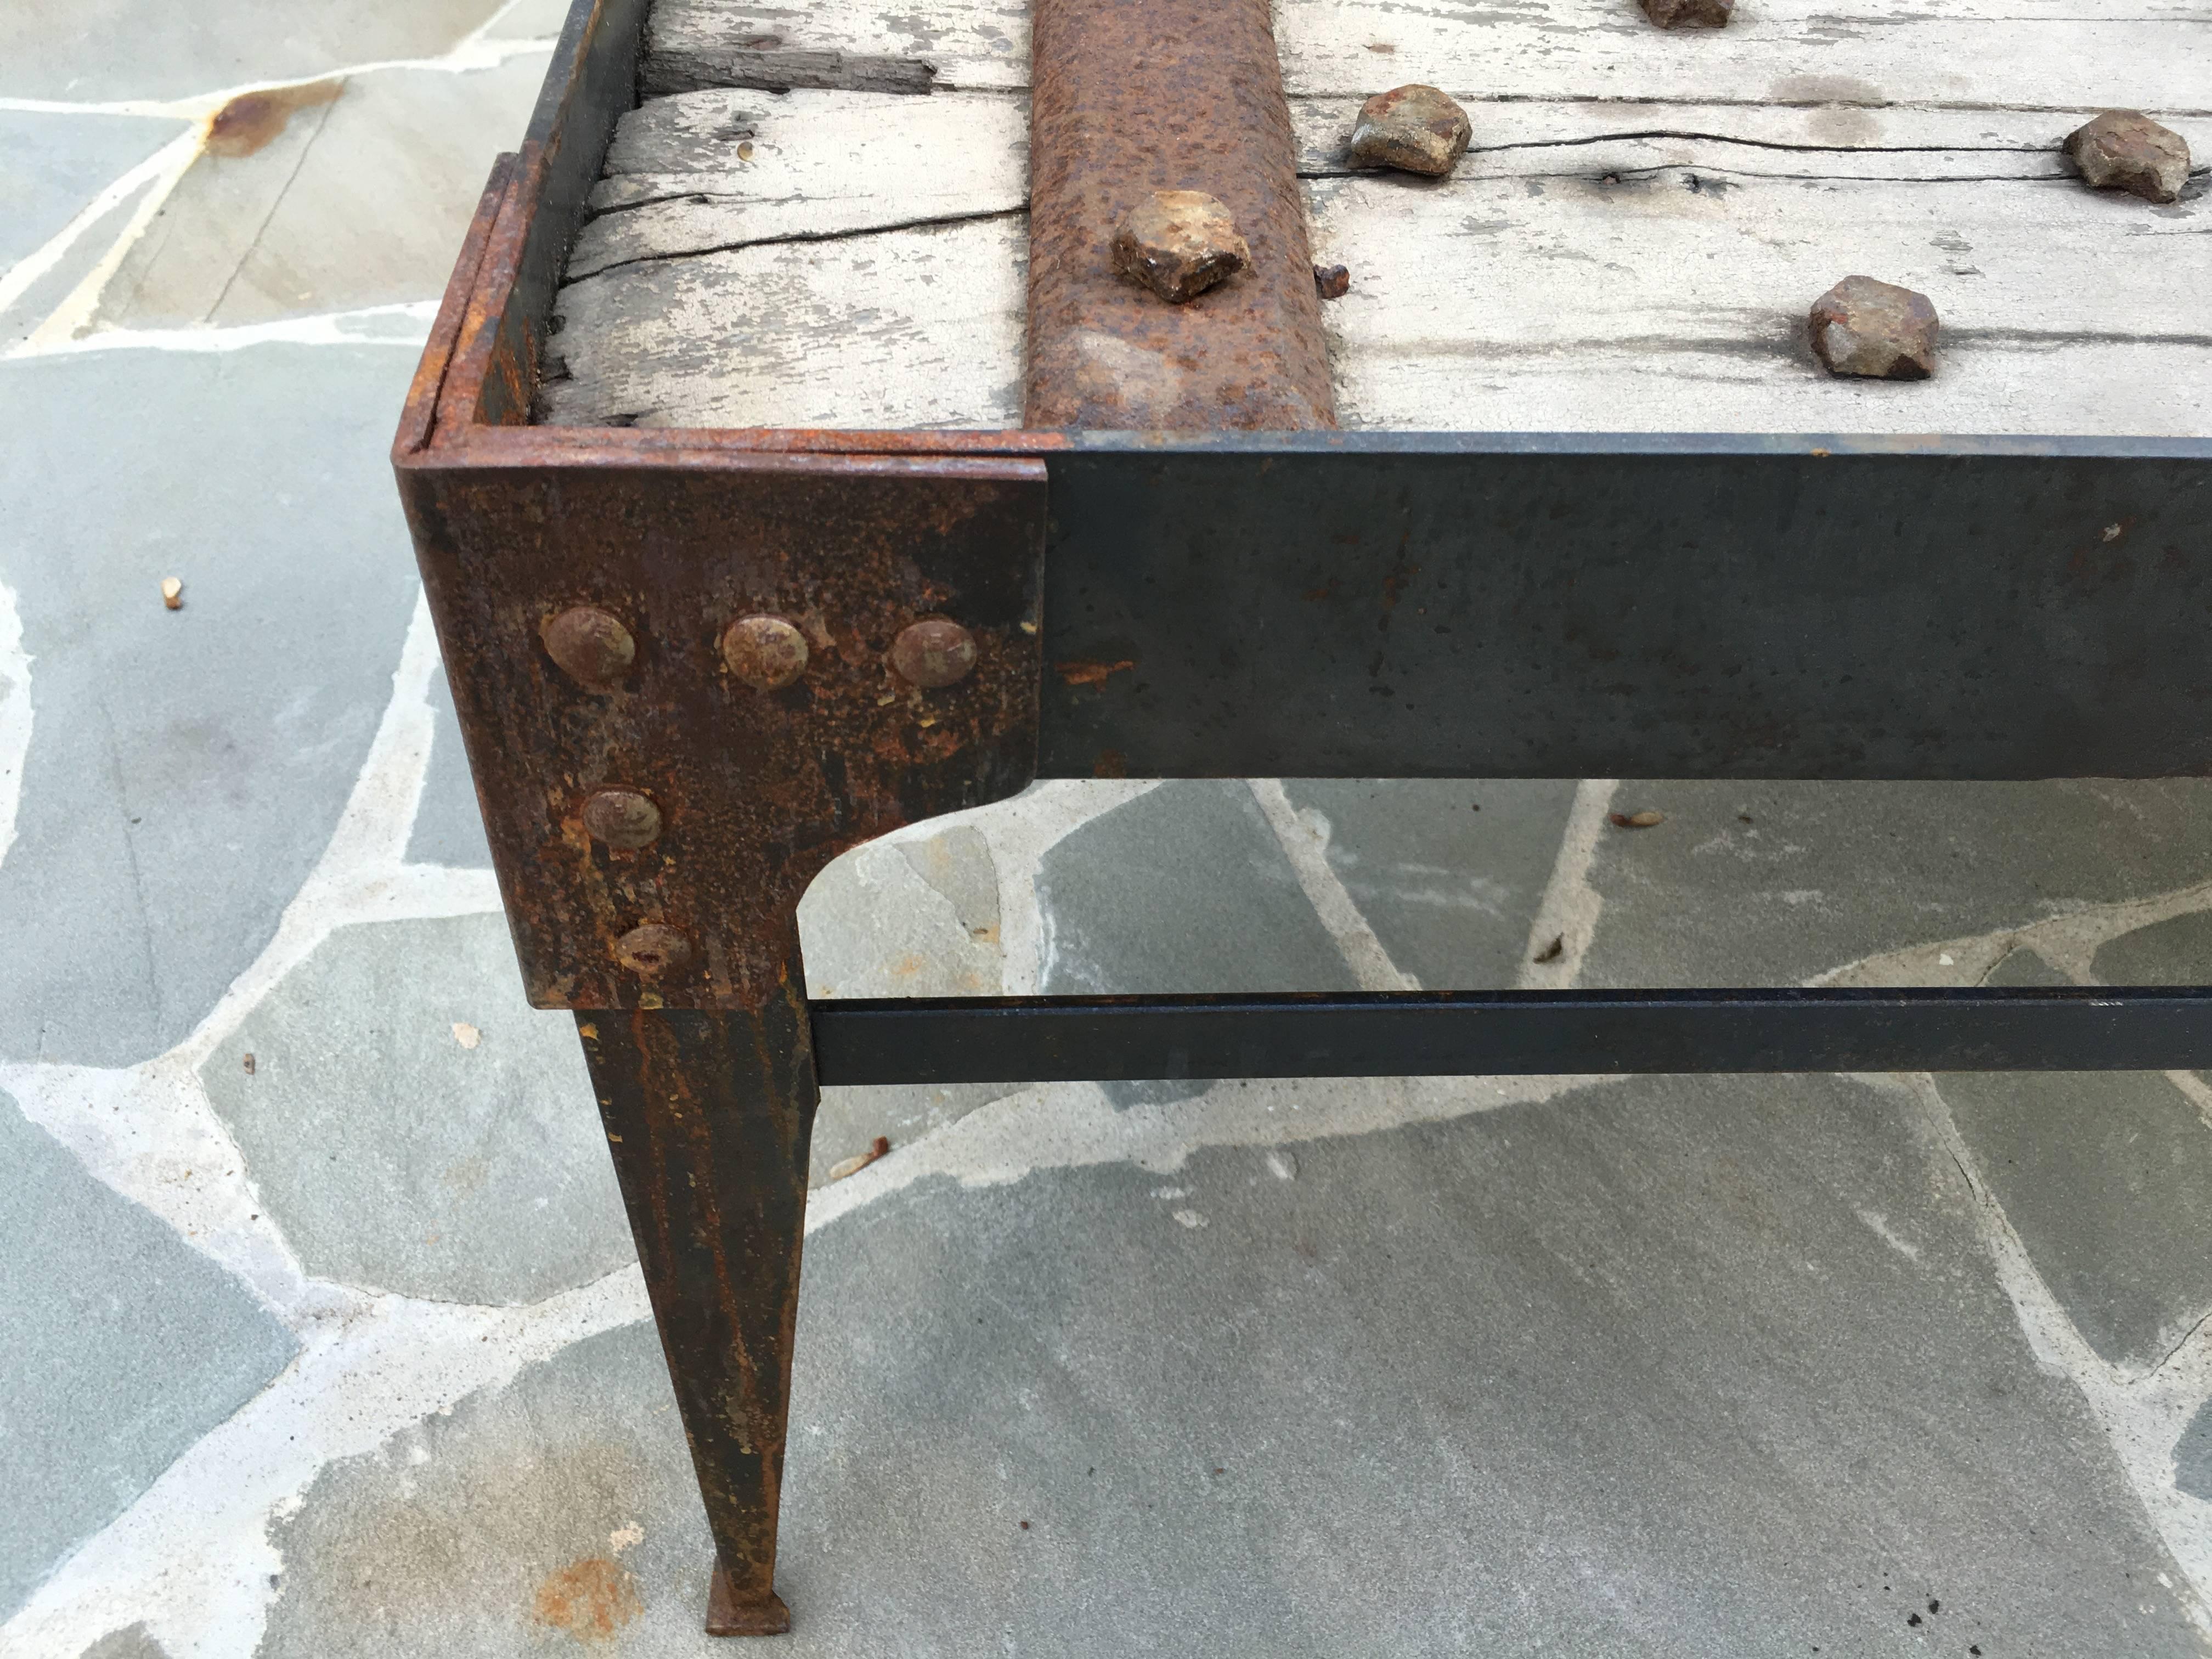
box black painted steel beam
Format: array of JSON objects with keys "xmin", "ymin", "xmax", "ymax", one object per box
[
  {"xmin": 809, "ymin": 986, "xmax": 2212, "ymax": 1085},
  {"xmin": 1034, "ymin": 434, "xmax": 2212, "ymax": 781}
]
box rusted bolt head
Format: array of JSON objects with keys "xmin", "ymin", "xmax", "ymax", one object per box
[
  {"xmin": 1639, "ymin": 0, "xmax": 1733, "ymax": 27},
  {"xmin": 1809, "ymin": 275, "xmax": 1939, "ymax": 381},
  {"xmin": 720, "ymin": 614, "xmax": 809, "ymax": 690},
  {"xmin": 614, "ymin": 922, "xmax": 692, "ymax": 978},
  {"xmin": 582, "ymin": 788, "xmax": 663, "ymax": 850},
  {"xmin": 889, "ymin": 619, "xmax": 978, "ymax": 689},
  {"xmin": 1348, "ymin": 85, "xmax": 1471, "ymax": 178},
  {"xmin": 1111, "ymin": 190, "xmax": 1250, "ymax": 304},
  {"xmin": 1313, "ymin": 263, "xmax": 1351, "ymax": 300},
  {"xmin": 541, "ymin": 606, "xmax": 635, "ymax": 689},
  {"xmin": 2064, "ymin": 110, "xmax": 2191, "ymax": 205}
]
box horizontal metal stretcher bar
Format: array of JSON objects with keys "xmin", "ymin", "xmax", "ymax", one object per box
[{"xmin": 809, "ymin": 986, "xmax": 2212, "ymax": 1085}]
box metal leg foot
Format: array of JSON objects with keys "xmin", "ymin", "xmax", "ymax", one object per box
[
  {"xmin": 575, "ymin": 983, "xmax": 815, "ymax": 1637},
  {"xmin": 706, "ymin": 1560, "xmax": 793, "ymax": 1637}
]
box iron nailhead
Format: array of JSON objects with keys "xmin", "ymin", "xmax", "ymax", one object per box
[
  {"xmin": 614, "ymin": 922, "xmax": 692, "ymax": 979},
  {"xmin": 721, "ymin": 614, "xmax": 810, "ymax": 690},
  {"xmin": 583, "ymin": 789, "xmax": 663, "ymax": 850},
  {"xmin": 541, "ymin": 606, "xmax": 635, "ymax": 689},
  {"xmin": 890, "ymin": 619, "xmax": 978, "ymax": 689}
]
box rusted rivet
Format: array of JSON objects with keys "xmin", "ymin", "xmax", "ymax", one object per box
[
  {"xmin": 541, "ymin": 606, "xmax": 635, "ymax": 689},
  {"xmin": 1639, "ymin": 0, "xmax": 1733, "ymax": 27},
  {"xmin": 720, "ymin": 614, "xmax": 809, "ymax": 690},
  {"xmin": 582, "ymin": 789, "xmax": 663, "ymax": 850},
  {"xmin": 1313, "ymin": 263, "xmax": 1351, "ymax": 300},
  {"xmin": 890, "ymin": 619, "xmax": 978, "ymax": 689},
  {"xmin": 1347, "ymin": 85, "xmax": 1471, "ymax": 178},
  {"xmin": 614, "ymin": 922, "xmax": 692, "ymax": 978},
  {"xmin": 1112, "ymin": 191, "xmax": 1250, "ymax": 304},
  {"xmin": 1808, "ymin": 275, "xmax": 1939, "ymax": 381},
  {"xmin": 2064, "ymin": 110, "xmax": 2191, "ymax": 205}
]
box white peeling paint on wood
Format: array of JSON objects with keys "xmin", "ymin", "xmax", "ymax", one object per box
[
  {"xmin": 646, "ymin": 0, "xmax": 1030, "ymax": 90},
  {"xmin": 1310, "ymin": 168, "xmax": 2209, "ymax": 433},
  {"xmin": 571, "ymin": 88, "xmax": 1028, "ymax": 278},
  {"xmin": 541, "ymin": 213, "xmax": 1026, "ymax": 430},
  {"xmin": 557, "ymin": 0, "xmax": 2208, "ymax": 432},
  {"xmin": 1288, "ymin": 100, "xmax": 2159, "ymax": 180},
  {"xmin": 1274, "ymin": 0, "xmax": 2212, "ymax": 110},
  {"xmin": 648, "ymin": 0, "xmax": 2212, "ymax": 108}
]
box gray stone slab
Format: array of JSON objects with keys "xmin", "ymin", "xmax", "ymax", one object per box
[
  {"xmin": 2095, "ymin": 910, "xmax": 2212, "ymax": 986},
  {"xmin": 200, "ymin": 913, "xmax": 633, "ymax": 1305},
  {"xmin": 1281, "ymin": 777, "xmax": 1577, "ymax": 987},
  {"xmin": 1984, "ymin": 944, "xmax": 2074, "ymax": 988},
  {"xmin": 1581, "ymin": 780, "xmax": 2212, "ymax": 989},
  {"xmin": 1, "ymin": 179, "xmax": 154, "ymax": 353},
  {"xmin": 77, "ymin": 1624, "xmax": 170, "ymax": 1659},
  {"xmin": 4, "ymin": 0, "xmax": 507, "ymax": 101},
  {"xmin": 255, "ymin": 1074, "xmax": 2202, "ymax": 1655},
  {"xmin": 483, "ymin": 0, "xmax": 574, "ymax": 36},
  {"xmin": 799, "ymin": 828, "xmax": 1003, "ymax": 1000},
  {"xmin": 258, "ymin": 1319, "xmax": 702, "ymax": 1658},
  {"xmin": 1936, "ymin": 1058, "xmax": 2212, "ymax": 1370},
  {"xmin": 811, "ymin": 1081, "xmax": 1011, "ymax": 1189},
  {"xmin": 2176, "ymin": 1398, "xmax": 2212, "ymax": 1503},
  {"xmin": 0, "ymin": 1088, "xmax": 296, "ymax": 1620},
  {"xmin": 97, "ymin": 57, "xmax": 548, "ymax": 328},
  {"xmin": 799, "ymin": 825, "xmax": 1016, "ymax": 1180},
  {"xmin": 1036, "ymin": 781, "xmax": 1354, "ymax": 1107},
  {"xmin": 0, "ymin": 345, "xmax": 422, "ymax": 1066},
  {"xmin": 0, "ymin": 111, "xmax": 186, "ymax": 270},
  {"xmin": 404, "ymin": 663, "xmax": 492, "ymax": 868}
]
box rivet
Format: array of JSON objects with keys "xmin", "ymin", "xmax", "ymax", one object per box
[
  {"xmin": 541, "ymin": 606, "xmax": 635, "ymax": 689},
  {"xmin": 720, "ymin": 614, "xmax": 809, "ymax": 690},
  {"xmin": 1347, "ymin": 85, "xmax": 1472, "ymax": 178},
  {"xmin": 1111, "ymin": 191, "xmax": 1249, "ymax": 305},
  {"xmin": 889, "ymin": 619, "xmax": 977, "ymax": 689},
  {"xmin": 1808, "ymin": 275, "xmax": 1938, "ymax": 381},
  {"xmin": 582, "ymin": 789, "xmax": 663, "ymax": 849},
  {"xmin": 2064, "ymin": 110, "xmax": 2191, "ymax": 205},
  {"xmin": 614, "ymin": 922, "xmax": 692, "ymax": 979},
  {"xmin": 1639, "ymin": 0, "xmax": 1733, "ymax": 26}
]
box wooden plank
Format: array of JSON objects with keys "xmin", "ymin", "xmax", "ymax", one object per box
[
  {"xmin": 642, "ymin": 0, "xmax": 1026, "ymax": 92},
  {"xmin": 642, "ymin": 0, "xmax": 2212, "ymax": 108},
  {"xmin": 539, "ymin": 214, "xmax": 1026, "ymax": 428},
  {"xmin": 566, "ymin": 92, "xmax": 2175, "ymax": 280},
  {"xmin": 569, "ymin": 92, "xmax": 2134, "ymax": 279},
  {"xmin": 569, "ymin": 88, "xmax": 1025, "ymax": 278},
  {"xmin": 1311, "ymin": 169, "xmax": 2211, "ymax": 433},
  {"xmin": 1273, "ymin": 0, "xmax": 2212, "ymax": 112},
  {"xmin": 543, "ymin": 85, "xmax": 2206, "ymax": 433}
]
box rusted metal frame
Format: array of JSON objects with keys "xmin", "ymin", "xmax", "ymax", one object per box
[
  {"xmin": 395, "ymin": 156, "xmax": 514, "ymax": 458},
  {"xmin": 395, "ymin": 448, "xmax": 1047, "ymax": 1012},
  {"xmin": 576, "ymin": 998, "xmax": 813, "ymax": 1635},
  {"xmin": 1024, "ymin": 0, "xmax": 1334, "ymax": 428},
  {"xmin": 399, "ymin": 49, "xmax": 1049, "ymax": 1632},
  {"xmin": 396, "ymin": 441, "xmax": 1046, "ymax": 1636}
]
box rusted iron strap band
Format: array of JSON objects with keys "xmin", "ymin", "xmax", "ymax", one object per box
[{"xmin": 1023, "ymin": 0, "xmax": 1335, "ymax": 430}]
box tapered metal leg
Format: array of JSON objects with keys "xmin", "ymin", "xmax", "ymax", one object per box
[{"xmin": 574, "ymin": 957, "xmax": 816, "ymax": 1638}]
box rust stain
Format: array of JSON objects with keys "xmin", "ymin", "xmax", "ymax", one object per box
[
  {"xmin": 1092, "ymin": 748, "xmax": 1128, "ymax": 778},
  {"xmin": 533, "ymin": 1556, "xmax": 643, "ymax": 1643},
  {"xmin": 1023, "ymin": 0, "xmax": 1336, "ymax": 428},
  {"xmin": 206, "ymin": 79, "xmax": 342, "ymax": 157},
  {"xmin": 1056, "ymin": 658, "xmax": 1136, "ymax": 687}
]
